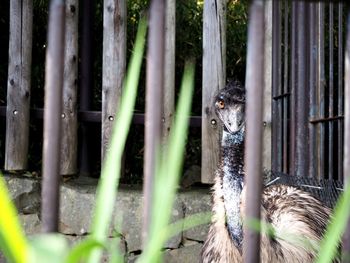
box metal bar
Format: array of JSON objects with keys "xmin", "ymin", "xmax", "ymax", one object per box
[
  {"xmin": 272, "ymin": 92, "xmax": 290, "ymax": 100},
  {"xmin": 79, "ymin": 0, "xmax": 95, "ymax": 176},
  {"xmin": 243, "ymin": 1, "xmax": 264, "ymax": 262},
  {"xmin": 295, "ymin": 1, "xmax": 309, "ymax": 178},
  {"xmin": 309, "ymin": 115, "xmax": 344, "ymax": 124},
  {"xmin": 338, "ymin": 2, "xmax": 344, "ymax": 182},
  {"xmin": 0, "ymin": 107, "xmax": 203, "ymax": 127},
  {"xmin": 317, "ymin": 2, "xmax": 326, "ymax": 180},
  {"xmin": 289, "ymin": 1, "xmax": 297, "ymax": 175},
  {"xmin": 142, "ymin": 0, "xmax": 165, "ymax": 247},
  {"xmin": 282, "ymin": 0, "xmax": 289, "ymax": 173},
  {"xmin": 329, "ymin": 2, "xmax": 334, "ymax": 180},
  {"xmin": 41, "ymin": 0, "xmax": 66, "ymax": 233},
  {"xmin": 309, "ymin": 2, "xmax": 318, "ymax": 179},
  {"xmin": 271, "ymin": 0, "xmax": 282, "ymax": 172},
  {"xmin": 342, "ymin": 6, "xmax": 350, "ymax": 256}
]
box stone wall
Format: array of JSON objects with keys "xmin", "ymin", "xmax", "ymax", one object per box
[{"xmin": 3, "ymin": 175, "xmax": 212, "ymax": 262}]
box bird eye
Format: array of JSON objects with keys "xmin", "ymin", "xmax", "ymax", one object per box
[{"xmin": 218, "ymin": 100, "xmax": 225, "ymax": 109}]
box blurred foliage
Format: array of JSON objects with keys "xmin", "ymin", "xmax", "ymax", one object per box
[{"xmin": 0, "ymin": 0, "xmax": 248, "ymax": 180}]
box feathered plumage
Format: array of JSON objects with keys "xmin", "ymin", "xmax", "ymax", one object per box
[{"xmin": 200, "ymin": 80, "xmax": 338, "ymax": 263}]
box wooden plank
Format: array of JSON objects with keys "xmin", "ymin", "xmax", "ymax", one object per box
[
  {"xmin": 162, "ymin": 0, "xmax": 176, "ymax": 146},
  {"xmin": 201, "ymin": 0, "xmax": 226, "ymax": 183},
  {"xmin": 101, "ymin": 0, "xmax": 127, "ymax": 161},
  {"xmin": 262, "ymin": 0, "xmax": 272, "ymax": 171},
  {"xmin": 5, "ymin": 0, "xmax": 33, "ymax": 171},
  {"xmin": 60, "ymin": 0, "xmax": 79, "ymax": 175}
]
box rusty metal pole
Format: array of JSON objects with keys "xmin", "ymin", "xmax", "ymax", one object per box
[
  {"xmin": 309, "ymin": 3, "xmax": 318, "ymax": 179},
  {"xmin": 142, "ymin": 0, "xmax": 165, "ymax": 247},
  {"xmin": 289, "ymin": 1, "xmax": 297, "ymax": 175},
  {"xmin": 295, "ymin": 1, "xmax": 309, "ymax": 178},
  {"xmin": 329, "ymin": 2, "xmax": 334, "ymax": 180},
  {"xmin": 243, "ymin": 0, "xmax": 264, "ymax": 262},
  {"xmin": 338, "ymin": 2, "xmax": 344, "ymax": 182},
  {"xmin": 41, "ymin": 0, "xmax": 66, "ymax": 232},
  {"xmin": 271, "ymin": 0, "xmax": 282, "ymax": 172},
  {"xmin": 317, "ymin": 2, "xmax": 326, "ymax": 180},
  {"xmin": 282, "ymin": 0, "xmax": 289, "ymax": 173},
  {"xmin": 342, "ymin": 7, "xmax": 350, "ymax": 258}
]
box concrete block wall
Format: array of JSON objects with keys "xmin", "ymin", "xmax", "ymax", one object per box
[{"xmin": 2, "ymin": 175, "xmax": 212, "ymax": 262}]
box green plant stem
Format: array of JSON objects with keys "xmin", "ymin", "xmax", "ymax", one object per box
[{"xmin": 137, "ymin": 61, "xmax": 195, "ymax": 263}]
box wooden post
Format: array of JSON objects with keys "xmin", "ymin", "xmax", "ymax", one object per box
[
  {"xmin": 60, "ymin": 0, "xmax": 78, "ymax": 175},
  {"xmin": 162, "ymin": 0, "xmax": 176, "ymax": 145},
  {"xmin": 101, "ymin": 0, "xmax": 127, "ymax": 161},
  {"xmin": 201, "ymin": 0, "xmax": 226, "ymax": 183},
  {"xmin": 263, "ymin": 0, "xmax": 272, "ymax": 171},
  {"xmin": 5, "ymin": 0, "xmax": 33, "ymax": 171}
]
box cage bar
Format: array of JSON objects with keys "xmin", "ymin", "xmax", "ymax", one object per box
[
  {"xmin": 295, "ymin": 1, "xmax": 309, "ymax": 178},
  {"xmin": 282, "ymin": 0, "xmax": 289, "ymax": 173},
  {"xmin": 309, "ymin": 2, "xmax": 318, "ymax": 179},
  {"xmin": 317, "ymin": 2, "xmax": 326, "ymax": 180},
  {"xmin": 243, "ymin": 0, "xmax": 265, "ymax": 262},
  {"xmin": 289, "ymin": 1, "xmax": 297, "ymax": 175},
  {"xmin": 41, "ymin": 0, "xmax": 66, "ymax": 233},
  {"xmin": 338, "ymin": 2, "xmax": 344, "ymax": 182},
  {"xmin": 271, "ymin": 0, "xmax": 282, "ymax": 172},
  {"xmin": 142, "ymin": 0, "xmax": 165, "ymax": 246},
  {"xmin": 329, "ymin": 2, "xmax": 334, "ymax": 180}
]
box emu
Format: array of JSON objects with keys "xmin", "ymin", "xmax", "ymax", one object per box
[{"xmin": 200, "ymin": 80, "xmax": 336, "ymax": 263}]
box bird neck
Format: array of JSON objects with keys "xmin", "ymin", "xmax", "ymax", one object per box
[{"xmin": 221, "ymin": 129, "xmax": 245, "ymax": 251}]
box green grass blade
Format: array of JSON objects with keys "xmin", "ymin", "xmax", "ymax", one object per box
[
  {"xmin": 65, "ymin": 239, "xmax": 104, "ymax": 263},
  {"xmin": 87, "ymin": 17, "xmax": 147, "ymax": 263},
  {"xmin": 316, "ymin": 183, "xmax": 350, "ymax": 263},
  {"xmin": 0, "ymin": 174, "xmax": 28, "ymax": 263},
  {"xmin": 165, "ymin": 212, "xmax": 211, "ymax": 241},
  {"xmin": 137, "ymin": 61, "xmax": 195, "ymax": 263}
]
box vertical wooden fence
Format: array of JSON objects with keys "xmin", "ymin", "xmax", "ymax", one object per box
[
  {"xmin": 5, "ymin": 0, "xmax": 33, "ymax": 171},
  {"xmin": 201, "ymin": 0, "xmax": 226, "ymax": 183},
  {"xmin": 1, "ymin": 0, "xmax": 228, "ymax": 182}
]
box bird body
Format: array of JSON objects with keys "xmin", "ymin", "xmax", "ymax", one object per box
[{"xmin": 200, "ymin": 81, "xmax": 336, "ymax": 263}]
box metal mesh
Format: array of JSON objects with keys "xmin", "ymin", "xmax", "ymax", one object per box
[{"xmin": 264, "ymin": 171, "xmax": 343, "ymax": 209}]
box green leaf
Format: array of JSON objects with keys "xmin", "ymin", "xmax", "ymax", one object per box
[
  {"xmin": 316, "ymin": 183, "xmax": 350, "ymax": 263},
  {"xmin": 29, "ymin": 234, "xmax": 68, "ymax": 263},
  {"xmin": 0, "ymin": 174, "xmax": 29, "ymax": 263},
  {"xmin": 65, "ymin": 238, "xmax": 104, "ymax": 263}
]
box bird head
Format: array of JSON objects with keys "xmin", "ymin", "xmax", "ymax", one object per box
[{"xmin": 214, "ymin": 80, "xmax": 246, "ymax": 134}]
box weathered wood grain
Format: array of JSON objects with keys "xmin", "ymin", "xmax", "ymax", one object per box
[
  {"xmin": 101, "ymin": 0, "xmax": 126, "ymax": 161},
  {"xmin": 263, "ymin": 0, "xmax": 272, "ymax": 171},
  {"xmin": 162, "ymin": 0, "xmax": 176, "ymax": 146},
  {"xmin": 60, "ymin": 0, "xmax": 79, "ymax": 175},
  {"xmin": 5, "ymin": 0, "xmax": 33, "ymax": 171},
  {"xmin": 201, "ymin": 0, "xmax": 226, "ymax": 183}
]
